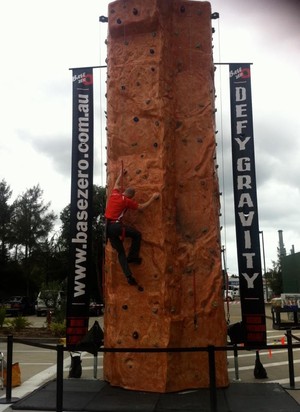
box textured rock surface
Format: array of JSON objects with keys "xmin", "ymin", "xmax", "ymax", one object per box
[{"xmin": 104, "ymin": 0, "xmax": 228, "ymax": 392}]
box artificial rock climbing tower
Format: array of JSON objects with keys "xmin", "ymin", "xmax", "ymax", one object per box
[{"xmin": 104, "ymin": 0, "xmax": 228, "ymax": 392}]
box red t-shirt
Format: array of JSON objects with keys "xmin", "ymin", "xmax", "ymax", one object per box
[{"xmin": 105, "ymin": 189, "xmax": 138, "ymax": 220}]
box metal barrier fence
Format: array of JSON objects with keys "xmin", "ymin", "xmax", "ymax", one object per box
[{"xmin": 1, "ymin": 331, "xmax": 300, "ymax": 412}]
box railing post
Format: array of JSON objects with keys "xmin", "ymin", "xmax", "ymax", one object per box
[
  {"xmin": 6, "ymin": 334, "xmax": 13, "ymax": 401},
  {"xmin": 56, "ymin": 344, "xmax": 64, "ymax": 412},
  {"xmin": 208, "ymin": 345, "xmax": 217, "ymax": 412},
  {"xmin": 0, "ymin": 335, "xmax": 19, "ymax": 404},
  {"xmin": 286, "ymin": 329, "xmax": 295, "ymax": 388},
  {"xmin": 233, "ymin": 344, "xmax": 240, "ymax": 381}
]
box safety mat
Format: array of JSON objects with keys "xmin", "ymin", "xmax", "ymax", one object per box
[{"xmin": 11, "ymin": 380, "xmax": 300, "ymax": 412}]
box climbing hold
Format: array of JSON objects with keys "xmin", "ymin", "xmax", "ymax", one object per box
[
  {"xmin": 152, "ymin": 32, "xmax": 157, "ymax": 37},
  {"xmin": 136, "ymin": 81, "xmax": 141, "ymax": 86},
  {"xmin": 132, "ymin": 8, "xmax": 138, "ymax": 15},
  {"xmin": 151, "ymin": 67, "xmax": 155, "ymax": 72},
  {"xmin": 211, "ymin": 12, "xmax": 220, "ymax": 20},
  {"xmin": 100, "ymin": 16, "xmax": 109, "ymax": 22},
  {"xmin": 110, "ymin": 8, "xmax": 115, "ymax": 14},
  {"xmin": 180, "ymin": 5, "xmax": 185, "ymax": 13},
  {"xmin": 121, "ymin": 85, "xmax": 126, "ymax": 90},
  {"xmin": 153, "ymin": 142, "xmax": 158, "ymax": 148},
  {"xmin": 122, "ymin": 304, "xmax": 128, "ymax": 310},
  {"xmin": 117, "ymin": 18, "xmax": 122, "ymax": 24},
  {"xmin": 145, "ymin": 99, "xmax": 151, "ymax": 105},
  {"xmin": 133, "ymin": 116, "xmax": 139, "ymax": 122},
  {"xmin": 155, "ymin": 120, "xmax": 160, "ymax": 126},
  {"xmin": 149, "ymin": 49, "xmax": 155, "ymax": 54},
  {"xmin": 132, "ymin": 331, "xmax": 139, "ymax": 340}
]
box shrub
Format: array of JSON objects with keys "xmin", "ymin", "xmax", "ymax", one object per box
[
  {"xmin": 50, "ymin": 321, "xmax": 66, "ymax": 337},
  {"xmin": 0, "ymin": 307, "xmax": 6, "ymax": 328},
  {"xmin": 5, "ymin": 316, "xmax": 32, "ymax": 332}
]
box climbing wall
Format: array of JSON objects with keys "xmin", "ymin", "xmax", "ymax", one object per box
[{"xmin": 104, "ymin": 0, "xmax": 229, "ymax": 392}]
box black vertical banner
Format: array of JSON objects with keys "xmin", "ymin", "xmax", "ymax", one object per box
[
  {"xmin": 67, "ymin": 68, "xmax": 94, "ymax": 350},
  {"xmin": 229, "ymin": 64, "xmax": 266, "ymax": 347}
]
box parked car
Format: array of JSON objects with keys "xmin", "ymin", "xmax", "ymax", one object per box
[
  {"xmin": 224, "ymin": 289, "xmax": 235, "ymax": 301},
  {"xmin": 35, "ymin": 290, "xmax": 65, "ymax": 316},
  {"xmin": 4, "ymin": 296, "xmax": 35, "ymax": 316}
]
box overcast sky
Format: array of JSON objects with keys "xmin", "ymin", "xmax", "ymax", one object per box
[{"xmin": 1, "ymin": 0, "xmax": 299, "ymax": 275}]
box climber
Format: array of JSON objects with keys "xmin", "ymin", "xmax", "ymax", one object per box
[{"xmin": 105, "ymin": 169, "xmax": 160, "ymax": 286}]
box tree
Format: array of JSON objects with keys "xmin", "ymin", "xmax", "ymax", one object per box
[
  {"xmin": 10, "ymin": 185, "xmax": 57, "ymax": 295},
  {"xmin": 265, "ymin": 259, "xmax": 283, "ymax": 297},
  {"xmin": 92, "ymin": 185, "xmax": 106, "ymax": 303},
  {"xmin": 0, "ymin": 179, "xmax": 14, "ymax": 265},
  {"xmin": 59, "ymin": 204, "xmax": 71, "ymax": 251}
]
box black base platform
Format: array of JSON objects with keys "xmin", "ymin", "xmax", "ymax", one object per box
[{"xmin": 11, "ymin": 379, "xmax": 300, "ymax": 412}]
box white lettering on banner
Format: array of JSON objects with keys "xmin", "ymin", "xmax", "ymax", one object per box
[
  {"xmin": 234, "ymin": 136, "xmax": 251, "ymax": 151},
  {"xmin": 233, "ymin": 77, "xmax": 260, "ymax": 290},
  {"xmin": 238, "ymin": 211, "xmax": 254, "ymax": 226},
  {"xmin": 237, "ymin": 157, "xmax": 250, "ymax": 171},
  {"xmin": 235, "ymin": 86, "xmax": 246, "ymax": 102},
  {"xmin": 237, "ymin": 175, "xmax": 251, "ymax": 190},
  {"xmin": 71, "ymin": 91, "xmax": 91, "ymax": 300},
  {"xmin": 74, "ymin": 248, "xmax": 87, "ymax": 297},
  {"xmin": 244, "ymin": 230, "xmax": 251, "ymax": 248},
  {"xmin": 236, "ymin": 120, "xmax": 248, "ymax": 134},
  {"xmin": 238, "ymin": 193, "xmax": 254, "ymax": 208},
  {"xmin": 242, "ymin": 273, "xmax": 259, "ymax": 288},
  {"xmin": 242, "ymin": 253, "xmax": 255, "ymax": 268}
]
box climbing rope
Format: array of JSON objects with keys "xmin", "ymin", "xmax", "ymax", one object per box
[
  {"xmin": 222, "ymin": 246, "xmax": 231, "ymax": 325},
  {"xmin": 213, "ymin": 16, "xmax": 231, "ymax": 326},
  {"xmin": 215, "ymin": 17, "xmax": 228, "ymax": 260}
]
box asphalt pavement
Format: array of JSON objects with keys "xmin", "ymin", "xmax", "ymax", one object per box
[{"xmin": 1, "ymin": 304, "xmax": 300, "ymax": 411}]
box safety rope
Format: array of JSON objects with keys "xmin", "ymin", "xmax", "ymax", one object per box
[
  {"xmin": 212, "ymin": 16, "xmax": 231, "ymax": 326},
  {"xmin": 222, "ymin": 246, "xmax": 231, "ymax": 325},
  {"xmin": 216, "ymin": 17, "xmax": 228, "ymax": 258}
]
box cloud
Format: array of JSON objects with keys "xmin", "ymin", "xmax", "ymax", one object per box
[{"xmin": 1, "ymin": 0, "xmax": 299, "ymax": 274}]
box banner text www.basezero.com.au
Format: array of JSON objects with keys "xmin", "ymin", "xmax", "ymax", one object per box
[{"xmin": 67, "ymin": 68, "xmax": 94, "ymax": 350}]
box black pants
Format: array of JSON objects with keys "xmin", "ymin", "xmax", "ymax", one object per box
[{"xmin": 107, "ymin": 222, "xmax": 141, "ymax": 278}]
